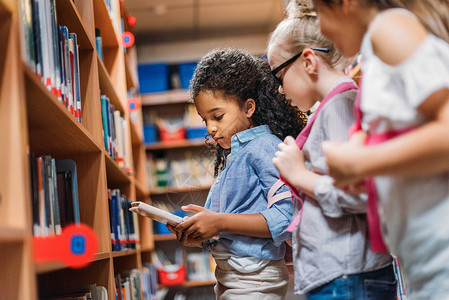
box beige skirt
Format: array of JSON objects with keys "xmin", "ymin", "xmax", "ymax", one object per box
[{"xmin": 214, "ymin": 258, "xmax": 289, "ymax": 300}]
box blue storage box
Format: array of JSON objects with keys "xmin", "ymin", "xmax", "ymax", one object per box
[
  {"xmin": 178, "ymin": 62, "xmax": 197, "ymax": 90},
  {"xmin": 186, "ymin": 127, "xmax": 208, "ymax": 141},
  {"xmin": 144, "ymin": 124, "xmax": 158, "ymax": 144},
  {"xmin": 138, "ymin": 63, "xmax": 170, "ymax": 93}
]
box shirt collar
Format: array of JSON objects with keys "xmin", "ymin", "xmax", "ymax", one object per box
[{"xmin": 230, "ymin": 125, "xmax": 271, "ymax": 155}]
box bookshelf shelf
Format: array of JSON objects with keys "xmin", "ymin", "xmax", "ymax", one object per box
[
  {"xmin": 23, "ymin": 64, "xmax": 101, "ymax": 155},
  {"xmin": 0, "ymin": 226, "xmax": 26, "ymax": 241},
  {"xmin": 145, "ymin": 139, "xmax": 209, "ymax": 151},
  {"xmin": 153, "ymin": 234, "xmax": 176, "ymax": 242},
  {"xmin": 0, "ymin": 0, "xmax": 154, "ymax": 298},
  {"xmin": 92, "ymin": 0, "xmax": 119, "ymax": 49},
  {"xmin": 141, "ymin": 89, "xmax": 190, "ymax": 106},
  {"xmin": 56, "ymin": 0, "xmax": 94, "ymax": 51},
  {"xmin": 111, "ymin": 249, "xmax": 138, "ymax": 258},
  {"xmin": 134, "ymin": 178, "xmax": 147, "ymax": 199},
  {"xmin": 130, "ymin": 117, "xmax": 143, "ymax": 145},
  {"xmin": 104, "ymin": 151, "xmax": 130, "ymax": 184},
  {"xmin": 97, "ymin": 55, "xmax": 125, "ymax": 114},
  {"xmin": 35, "ymin": 261, "xmax": 67, "ymax": 275},
  {"xmin": 149, "ymin": 184, "xmax": 212, "ymax": 196}
]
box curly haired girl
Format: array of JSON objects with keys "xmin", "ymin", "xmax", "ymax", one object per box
[{"xmin": 169, "ymin": 48, "xmax": 305, "ymax": 299}]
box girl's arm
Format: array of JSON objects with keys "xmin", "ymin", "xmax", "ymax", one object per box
[
  {"xmin": 323, "ymin": 11, "xmax": 449, "ymax": 186},
  {"xmin": 174, "ymin": 205, "xmax": 270, "ymax": 241},
  {"xmin": 324, "ymin": 92, "xmax": 449, "ymax": 186},
  {"xmin": 274, "ymin": 97, "xmax": 368, "ymax": 217}
]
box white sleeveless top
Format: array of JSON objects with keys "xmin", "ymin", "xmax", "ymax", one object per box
[{"xmin": 360, "ymin": 8, "xmax": 449, "ymax": 300}]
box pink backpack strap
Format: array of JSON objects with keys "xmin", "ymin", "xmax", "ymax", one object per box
[
  {"xmin": 267, "ymin": 179, "xmax": 291, "ymax": 208},
  {"xmin": 283, "ymin": 81, "xmax": 358, "ymax": 233}
]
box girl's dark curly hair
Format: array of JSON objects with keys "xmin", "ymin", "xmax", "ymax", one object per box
[{"xmin": 189, "ymin": 48, "xmax": 307, "ymax": 176}]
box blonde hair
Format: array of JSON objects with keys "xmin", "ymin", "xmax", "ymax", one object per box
[{"xmin": 267, "ymin": 0, "xmax": 352, "ymax": 71}]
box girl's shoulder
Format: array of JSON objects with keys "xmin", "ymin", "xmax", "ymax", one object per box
[
  {"xmin": 247, "ymin": 132, "xmax": 282, "ymax": 150},
  {"xmin": 369, "ymin": 9, "xmax": 428, "ymax": 67}
]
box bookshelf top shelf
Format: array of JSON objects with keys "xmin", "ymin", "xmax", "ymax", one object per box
[
  {"xmin": 56, "ymin": 0, "xmax": 94, "ymax": 51},
  {"xmin": 141, "ymin": 89, "xmax": 191, "ymax": 106},
  {"xmin": 93, "ymin": 0, "xmax": 119, "ymax": 48}
]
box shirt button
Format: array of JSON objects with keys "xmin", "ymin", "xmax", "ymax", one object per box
[
  {"xmin": 234, "ymin": 137, "xmax": 237, "ymax": 141},
  {"xmin": 342, "ymin": 275, "xmax": 348, "ymax": 280},
  {"xmin": 216, "ymin": 180, "xmax": 219, "ymax": 183}
]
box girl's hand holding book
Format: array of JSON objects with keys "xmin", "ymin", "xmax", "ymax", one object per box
[{"xmin": 175, "ymin": 205, "xmax": 221, "ymax": 241}]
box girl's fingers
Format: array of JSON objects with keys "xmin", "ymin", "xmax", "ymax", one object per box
[
  {"xmin": 182, "ymin": 204, "xmax": 204, "ymax": 213},
  {"xmin": 284, "ymin": 136, "xmax": 296, "ymax": 145}
]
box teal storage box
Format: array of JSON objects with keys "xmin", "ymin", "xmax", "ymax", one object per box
[
  {"xmin": 178, "ymin": 62, "xmax": 197, "ymax": 90},
  {"xmin": 138, "ymin": 63, "xmax": 169, "ymax": 93}
]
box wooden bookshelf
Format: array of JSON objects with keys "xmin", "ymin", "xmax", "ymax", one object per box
[
  {"xmin": 0, "ymin": 0, "xmax": 152, "ymax": 299},
  {"xmin": 141, "ymin": 89, "xmax": 190, "ymax": 106},
  {"xmin": 149, "ymin": 184, "xmax": 212, "ymax": 196}
]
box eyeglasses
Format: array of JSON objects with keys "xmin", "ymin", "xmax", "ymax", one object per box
[{"xmin": 271, "ymin": 47, "xmax": 330, "ymax": 86}]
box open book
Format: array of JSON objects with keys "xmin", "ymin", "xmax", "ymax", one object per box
[{"xmin": 129, "ymin": 202, "xmax": 184, "ymax": 225}]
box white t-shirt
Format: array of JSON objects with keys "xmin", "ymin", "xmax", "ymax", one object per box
[{"xmin": 360, "ymin": 8, "xmax": 449, "ymax": 300}]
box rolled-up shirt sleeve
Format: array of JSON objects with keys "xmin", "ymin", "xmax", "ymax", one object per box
[
  {"xmin": 252, "ymin": 138, "xmax": 293, "ymax": 246},
  {"xmin": 314, "ymin": 175, "xmax": 367, "ymax": 217}
]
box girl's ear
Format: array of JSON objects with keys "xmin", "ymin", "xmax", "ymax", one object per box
[
  {"xmin": 301, "ymin": 48, "xmax": 318, "ymax": 75},
  {"xmin": 244, "ymin": 98, "xmax": 256, "ymax": 118}
]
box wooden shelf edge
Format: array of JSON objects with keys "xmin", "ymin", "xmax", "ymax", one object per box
[
  {"xmin": 149, "ymin": 184, "xmax": 212, "ymax": 196},
  {"xmin": 134, "ymin": 178, "xmax": 148, "ymax": 198},
  {"xmin": 141, "ymin": 89, "xmax": 190, "ymax": 106},
  {"xmin": 111, "ymin": 249, "xmax": 138, "ymax": 258},
  {"xmin": 35, "ymin": 251, "xmax": 112, "ymax": 274},
  {"xmin": 104, "ymin": 150, "xmax": 131, "ymax": 184},
  {"xmin": 130, "ymin": 119, "xmax": 143, "ymax": 145},
  {"xmin": 124, "ymin": 54, "xmax": 137, "ymax": 90},
  {"xmin": 153, "ymin": 234, "xmax": 176, "ymax": 242},
  {"xmin": 0, "ymin": 227, "xmax": 27, "ymax": 242},
  {"xmin": 139, "ymin": 245, "xmax": 154, "ymax": 252}
]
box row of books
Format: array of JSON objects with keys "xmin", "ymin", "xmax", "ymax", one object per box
[
  {"xmin": 115, "ymin": 265, "xmax": 159, "ymax": 300},
  {"xmin": 108, "ymin": 189, "xmax": 140, "ymax": 251},
  {"xmin": 101, "ymin": 95, "xmax": 132, "ymax": 173},
  {"xmin": 19, "ymin": 0, "xmax": 82, "ymax": 122},
  {"xmin": 186, "ymin": 252, "xmax": 215, "ymax": 282},
  {"xmin": 146, "ymin": 152, "xmax": 215, "ymax": 189},
  {"xmin": 40, "ymin": 283, "xmax": 106, "ymax": 300},
  {"xmin": 29, "ymin": 155, "xmax": 80, "ymax": 237}
]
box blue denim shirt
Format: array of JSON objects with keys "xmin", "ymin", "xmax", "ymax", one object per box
[{"xmin": 204, "ymin": 125, "xmax": 293, "ymax": 260}]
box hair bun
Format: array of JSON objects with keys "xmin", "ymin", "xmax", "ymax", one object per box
[{"xmin": 286, "ymin": 0, "xmax": 317, "ymax": 19}]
